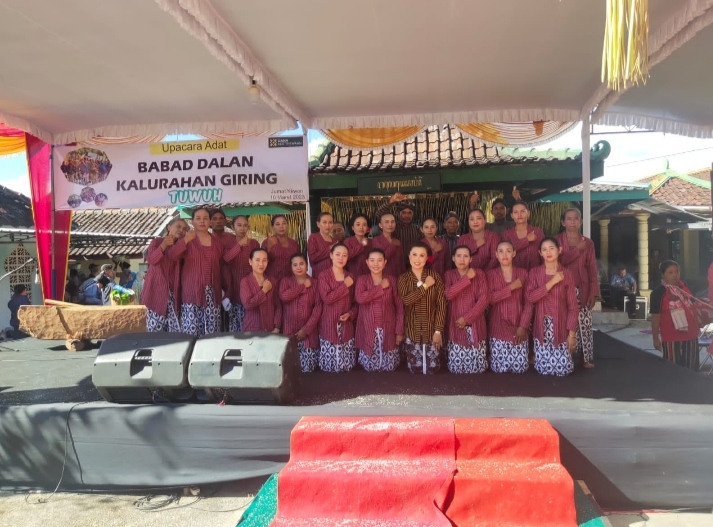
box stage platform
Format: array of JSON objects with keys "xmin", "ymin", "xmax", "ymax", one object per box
[{"xmin": 1, "ymin": 332, "xmax": 713, "ymax": 510}]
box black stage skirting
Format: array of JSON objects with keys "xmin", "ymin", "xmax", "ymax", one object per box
[{"xmin": 1, "ymin": 333, "xmax": 713, "ymax": 509}]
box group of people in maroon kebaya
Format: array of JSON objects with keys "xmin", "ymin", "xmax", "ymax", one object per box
[{"xmin": 141, "ymin": 195, "xmax": 598, "ymax": 377}]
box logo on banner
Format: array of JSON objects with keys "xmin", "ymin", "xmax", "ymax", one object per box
[{"xmin": 268, "ymin": 137, "xmax": 304, "ymax": 148}]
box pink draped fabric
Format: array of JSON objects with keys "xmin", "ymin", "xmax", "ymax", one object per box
[
  {"xmin": 0, "ymin": 124, "xmax": 25, "ymax": 137},
  {"xmin": 26, "ymin": 134, "xmax": 72, "ymax": 300}
]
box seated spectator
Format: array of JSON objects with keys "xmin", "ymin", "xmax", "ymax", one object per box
[
  {"xmin": 610, "ymin": 266, "xmax": 637, "ymax": 316},
  {"xmin": 8, "ymin": 284, "xmax": 31, "ymax": 338}
]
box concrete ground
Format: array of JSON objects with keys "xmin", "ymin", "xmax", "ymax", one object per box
[
  {"xmin": 1, "ymin": 318, "xmax": 712, "ymax": 526},
  {"xmin": 0, "ymin": 480, "xmax": 261, "ymax": 527},
  {"xmin": 602, "ymin": 317, "xmax": 713, "ymax": 526},
  {"xmin": 599, "ymin": 318, "xmax": 713, "ymax": 374}
]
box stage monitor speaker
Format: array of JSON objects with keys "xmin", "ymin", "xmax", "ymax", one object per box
[
  {"xmin": 188, "ymin": 332, "xmax": 300, "ymax": 404},
  {"xmin": 624, "ymin": 296, "xmax": 649, "ymax": 320},
  {"xmin": 92, "ymin": 332, "xmax": 196, "ymax": 403}
]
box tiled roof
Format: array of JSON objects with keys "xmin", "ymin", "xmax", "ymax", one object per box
[
  {"xmin": 0, "ymin": 185, "xmax": 33, "ymax": 228},
  {"xmin": 637, "ymin": 169, "xmax": 711, "ymax": 208},
  {"xmin": 688, "ymin": 168, "xmax": 711, "ymax": 182},
  {"xmin": 310, "ymin": 125, "xmax": 610, "ymax": 174},
  {"xmin": 562, "ymin": 181, "xmax": 649, "ymax": 193},
  {"xmin": 70, "ymin": 207, "xmax": 176, "ymax": 256},
  {"xmin": 651, "ymin": 178, "xmax": 710, "ymax": 207}
]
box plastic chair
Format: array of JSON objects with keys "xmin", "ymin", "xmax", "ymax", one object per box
[{"xmin": 698, "ymin": 323, "xmax": 713, "ymax": 375}]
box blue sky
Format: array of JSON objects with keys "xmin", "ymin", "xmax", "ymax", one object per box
[{"xmin": 2, "ymin": 126, "xmax": 712, "ymax": 196}]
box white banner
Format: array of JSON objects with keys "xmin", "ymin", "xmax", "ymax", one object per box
[{"xmin": 53, "ymin": 136, "xmax": 308, "ymax": 210}]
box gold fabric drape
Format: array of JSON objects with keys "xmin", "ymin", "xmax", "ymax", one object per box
[
  {"xmin": 322, "ymin": 127, "xmax": 423, "ymax": 149},
  {"xmin": 0, "ymin": 135, "xmax": 26, "ymax": 157},
  {"xmin": 76, "ymin": 132, "xmax": 264, "ymax": 146},
  {"xmin": 456, "ymin": 122, "xmax": 577, "ymax": 147}
]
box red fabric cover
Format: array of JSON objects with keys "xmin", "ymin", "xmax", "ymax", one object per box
[
  {"xmin": 444, "ymin": 418, "xmax": 577, "ymax": 527},
  {"xmin": 26, "ymin": 134, "xmax": 71, "ymax": 300},
  {"xmin": 0, "ymin": 124, "xmax": 25, "ymax": 137},
  {"xmin": 453, "ymin": 418, "xmax": 561, "ymax": 463},
  {"xmin": 273, "ymin": 417, "xmax": 577, "ymax": 527},
  {"xmin": 272, "ymin": 417, "xmax": 456, "ymax": 527}
]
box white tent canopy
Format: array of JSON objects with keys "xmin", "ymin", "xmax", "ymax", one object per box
[
  {"xmin": 597, "ymin": 14, "xmax": 713, "ymax": 137},
  {"xmin": 1, "ymin": 0, "xmax": 712, "ymax": 144}
]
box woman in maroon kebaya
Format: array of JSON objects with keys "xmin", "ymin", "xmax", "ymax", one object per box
[
  {"xmin": 444, "ymin": 246, "xmax": 490, "ymax": 373},
  {"xmin": 223, "ymin": 215, "xmax": 260, "ymax": 332},
  {"xmin": 421, "ymin": 218, "xmax": 448, "ymax": 277},
  {"xmin": 262, "ymin": 215, "xmax": 300, "ymax": 281},
  {"xmin": 487, "ymin": 241, "xmax": 532, "ymax": 373},
  {"xmin": 525, "ymin": 237, "xmax": 578, "ymax": 376},
  {"xmin": 169, "ymin": 207, "xmax": 224, "ymax": 337},
  {"xmin": 557, "ymin": 208, "xmax": 599, "ymax": 369},
  {"xmin": 344, "ymin": 213, "xmax": 372, "ymax": 277},
  {"xmin": 280, "ymin": 254, "xmax": 322, "ymax": 372},
  {"xmin": 355, "ymin": 248, "xmax": 404, "ymax": 372},
  {"xmin": 459, "ymin": 209, "xmax": 499, "ymax": 271},
  {"xmin": 143, "ymin": 217, "xmax": 187, "ymax": 332},
  {"xmin": 307, "ymin": 212, "xmax": 335, "ymax": 280},
  {"xmin": 372, "ymin": 213, "xmax": 405, "ymax": 279},
  {"xmin": 502, "ymin": 201, "xmax": 544, "ymax": 270},
  {"xmin": 239, "ymin": 248, "xmax": 281, "ymax": 333},
  {"xmin": 318, "ymin": 243, "xmax": 358, "ymax": 372}
]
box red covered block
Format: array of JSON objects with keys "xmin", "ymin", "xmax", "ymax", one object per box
[
  {"xmin": 277, "ymin": 459, "xmax": 454, "ymax": 525},
  {"xmin": 272, "ymin": 416, "xmax": 456, "ymax": 527},
  {"xmin": 445, "ymin": 460, "xmax": 576, "ymax": 526},
  {"xmin": 287, "ymin": 416, "xmax": 456, "ymax": 461},
  {"xmin": 445, "ymin": 418, "xmax": 576, "ymax": 527},
  {"xmin": 455, "ymin": 418, "xmax": 561, "ymax": 463}
]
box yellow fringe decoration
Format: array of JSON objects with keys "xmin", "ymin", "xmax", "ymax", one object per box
[
  {"xmin": 321, "ymin": 195, "xmax": 573, "ymax": 238},
  {"xmin": 244, "ymin": 211, "xmax": 307, "ymax": 251},
  {"xmin": 602, "ymin": 0, "xmax": 649, "ymax": 91}
]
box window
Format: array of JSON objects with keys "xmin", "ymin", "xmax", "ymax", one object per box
[{"xmin": 4, "ymin": 243, "xmax": 35, "ymax": 302}]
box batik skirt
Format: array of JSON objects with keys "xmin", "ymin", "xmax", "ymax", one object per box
[
  {"xmin": 489, "ymin": 337, "xmax": 529, "ymax": 373},
  {"xmin": 404, "ymin": 337, "xmax": 441, "ymax": 374},
  {"xmin": 228, "ymin": 303, "xmax": 245, "ymax": 333},
  {"xmin": 446, "ymin": 327, "xmax": 487, "ymax": 374},
  {"xmin": 533, "ymin": 316, "xmax": 574, "ymax": 377},
  {"xmin": 180, "ymin": 286, "xmax": 221, "ymax": 337},
  {"xmin": 576, "ymin": 288, "xmax": 594, "ymax": 364},
  {"xmin": 358, "ymin": 327, "xmax": 400, "ymax": 372},
  {"xmin": 146, "ymin": 291, "xmax": 180, "ymax": 333},
  {"xmin": 319, "ymin": 322, "xmax": 356, "ymax": 372}
]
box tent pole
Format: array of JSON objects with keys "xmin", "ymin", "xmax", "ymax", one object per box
[
  {"xmin": 50, "ymin": 145, "xmax": 56, "ymax": 300},
  {"xmin": 581, "ymin": 116, "xmax": 591, "ymax": 238},
  {"xmin": 304, "ymin": 200, "xmax": 312, "ymax": 275}
]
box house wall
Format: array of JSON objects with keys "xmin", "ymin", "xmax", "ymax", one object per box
[{"xmin": 0, "ymin": 242, "xmax": 42, "ymax": 331}]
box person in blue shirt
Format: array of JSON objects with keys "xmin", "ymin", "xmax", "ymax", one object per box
[
  {"xmin": 7, "ymin": 284, "xmax": 31, "ymax": 338},
  {"xmin": 78, "ymin": 276, "xmax": 134, "ymax": 305},
  {"xmin": 79, "ymin": 276, "xmax": 106, "ymax": 305},
  {"xmin": 610, "ymin": 266, "xmax": 637, "ymax": 316}
]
